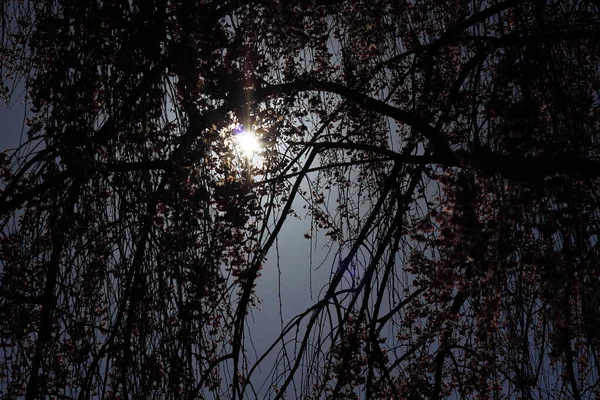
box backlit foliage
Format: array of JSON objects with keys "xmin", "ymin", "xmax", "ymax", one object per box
[{"xmin": 1, "ymin": 0, "xmax": 600, "ymax": 398}]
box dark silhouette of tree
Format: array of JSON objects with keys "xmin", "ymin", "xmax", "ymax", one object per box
[{"xmin": 1, "ymin": 0, "xmax": 600, "ymax": 398}]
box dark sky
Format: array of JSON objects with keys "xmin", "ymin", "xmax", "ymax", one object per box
[{"xmin": 1, "ymin": 84, "xmax": 27, "ymax": 151}]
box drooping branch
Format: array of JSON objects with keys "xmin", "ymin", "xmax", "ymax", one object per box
[{"xmin": 25, "ymin": 175, "xmax": 84, "ymax": 400}]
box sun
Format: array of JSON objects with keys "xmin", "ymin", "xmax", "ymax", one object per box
[{"xmin": 234, "ymin": 129, "xmax": 262, "ymax": 159}]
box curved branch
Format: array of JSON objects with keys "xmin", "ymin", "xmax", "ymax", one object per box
[{"xmin": 256, "ymin": 80, "xmax": 454, "ymax": 158}]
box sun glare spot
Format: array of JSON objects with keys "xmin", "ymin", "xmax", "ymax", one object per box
[{"xmin": 234, "ymin": 130, "xmax": 261, "ymax": 159}]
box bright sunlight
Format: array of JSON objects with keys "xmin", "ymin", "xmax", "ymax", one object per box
[{"xmin": 233, "ymin": 129, "xmax": 262, "ymax": 159}]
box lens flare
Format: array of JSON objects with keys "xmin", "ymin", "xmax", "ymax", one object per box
[{"xmin": 234, "ymin": 130, "xmax": 261, "ymax": 159}]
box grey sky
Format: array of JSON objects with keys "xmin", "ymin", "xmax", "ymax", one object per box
[{"xmin": 0, "ymin": 85, "xmax": 27, "ymax": 152}]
